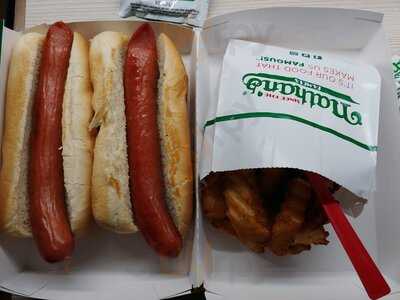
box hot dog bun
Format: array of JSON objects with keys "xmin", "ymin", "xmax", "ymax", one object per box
[
  {"xmin": 157, "ymin": 33, "xmax": 193, "ymax": 238},
  {"xmin": 90, "ymin": 30, "xmax": 192, "ymax": 239},
  {"xmin": 0, "ymin": 33, "xmax": 44, "ymax": 237},
  {"xmin": 0, "ymin": 31, "xmax": 93, "ymax": 237},
  {"xmin": 62, "ymin": 32, "xmax": 94, "ymax": 235},
  {"xmin": 89, "ymin": 32, "xmax": 137, "ymax": 234}
]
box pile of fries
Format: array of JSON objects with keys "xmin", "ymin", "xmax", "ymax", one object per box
[{"xmin": 201, "ymin": 169, "xmax": 334, "ymax": 255}]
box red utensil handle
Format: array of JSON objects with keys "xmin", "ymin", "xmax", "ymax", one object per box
[{"xmin": 307, "ymin": 172, "xmax": 390, "ymax": 300}]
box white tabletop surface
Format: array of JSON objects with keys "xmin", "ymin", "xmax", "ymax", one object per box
[{"xmin": 18, "ymin": 0, "xmax": 400, "ymax": 53}]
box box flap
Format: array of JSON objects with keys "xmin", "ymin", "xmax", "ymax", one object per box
[
  {"xmin": 196, "ymin": 7, "xmax": 400, "ymax": 299},
  {"xmin": 0, "ymin": 20, "xmax": 196, "ymax": 299},
  {"xmin": 203, "ymin": 7, "xmax": 382, "ymax": 52},
  {"xmin": 1, "ymin": 271, "xmax": 191, "ymax": 300}
]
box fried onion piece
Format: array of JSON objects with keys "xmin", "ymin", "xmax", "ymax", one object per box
[
  {"xmin": 287, "ymin": 195, "xmax": 330, "ymax": 255},
  {"xmin": 305, "ymin": 196, "xmax": 329, "ymax": 228},
  {"xmin": 269, "ymin": 178, "xmax": 312, "ymax": 256},
  {"xmin": 211, "ymin": 219, "xmax": 237, "ymax": 237},
  {"xmin": 259, "ymin": 168, "xmax": 290, "ymax": 217},
  {"xmin": 202, "ymin": 173, "xmax": 226, "ymax": 221},
  {"xmin": 289, "ymin": 225, "xmax": 329, "ymax": 255},
  {"xmin": 202, "ymin": 173, "xmax": 237, "ymax": 237},
  {"xmin": 294, "ymin": 226, "xmax": 329, "ymax": 246},
  {"xmin": 224, "ymin": 171, "xmax": 272, "ymax": 253},
  {"xmin": 288, "ymin": 226, "xmax": 329, "ymax": 255},
  {"xmin": 259, "ymin": 168, "xmax": 289, "ymax": 199}
]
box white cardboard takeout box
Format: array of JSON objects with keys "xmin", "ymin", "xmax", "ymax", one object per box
[{"xmin": 0, "ymin": 7, "xmax": 400, "ymax": 300}]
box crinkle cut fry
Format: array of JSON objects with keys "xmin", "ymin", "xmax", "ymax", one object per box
[
  {"xmin": 269, "ymin": 178, "xmax": 312, "ymax": 256},
  {"xmin": 223, "ymin": 171, "xmax": 272, "ymax": 253},
  {"xmin": 202, "ymin": 169, "xmax": 330, "ymax": 255},
  {"xmin": 202, "ymin": 172, "xmax": 227, "ymax": 221},
  {"xmin": 202, "ymin": 173, "xmax": 237, "ymax": 237}
]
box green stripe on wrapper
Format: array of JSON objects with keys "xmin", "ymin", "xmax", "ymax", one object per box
[{"xmin": 204, "ymin": 112, "xmax": 378, "ymax": 152}]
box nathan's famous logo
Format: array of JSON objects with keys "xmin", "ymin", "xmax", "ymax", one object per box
[
  {"xmin": 393, "ymin": 59, "xmax": 400, "ymax": 79},
  {"xmin": 242, "ymin": 73, "xmax": 362, "ymax": 126}
]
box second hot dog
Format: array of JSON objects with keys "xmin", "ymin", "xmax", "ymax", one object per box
[
  {"xmin": 124, "ymin": 24, "xmax": 183, "ymax": 257},
  {"xmin": 90, "ymin": 24, "xmax": 193, "ymax": 257}
]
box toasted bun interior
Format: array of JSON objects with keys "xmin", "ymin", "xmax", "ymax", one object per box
[
  {"xmin": 89, "ymin": 31, "xmax": 137, "ymax": 233},
  {"xmin": 157, "ymin": 33, "xmax": 193, "ymax": 237},
  {"xmin": 0, "ymin": 33, "xmax": 45, "ymax": 237},
  {"xmin": 62, "ymin": 32, "xmax": 94, "ymax": 235}
]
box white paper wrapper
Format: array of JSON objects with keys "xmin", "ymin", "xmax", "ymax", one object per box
[
  {"xmin": 119, "ymin": 0, "xmax": 209, "ymax": 27},
  {"xmin": 200, "ymin": 40, "xmax": 381, "ymax": 199}
]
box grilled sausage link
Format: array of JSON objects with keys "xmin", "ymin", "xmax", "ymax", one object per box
[
  {"xmin": 29, "ymin": 22, "xmax": 74, "ymax": 263},
  {"xmin": 124, "ymin": 24, "xmax": 182, "ymax": 257}
]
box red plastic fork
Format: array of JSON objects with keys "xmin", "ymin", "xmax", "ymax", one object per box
[{"xmin": 306, "ymin": 172, "xmax": 391, "ymax": 300}]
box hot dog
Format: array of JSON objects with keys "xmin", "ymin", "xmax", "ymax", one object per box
[
  {"xmin": 124, "ymin": 24, "xmax": 182, "ymax": 257},
  {"xmin": 90, "ymin": 25, "xmax": 193, "ymax": 257},
  {"xmin": 29, "ymin": 22, "xmax": 74, "ymax": 262},
  {"xmin": 0, "ymin": 22, "xmax": 93, "ymax": 262}
]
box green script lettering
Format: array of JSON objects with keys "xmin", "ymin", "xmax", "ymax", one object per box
[{"xmin": 242, "ymin": 73, "xmax": 362, "ymax": 126}]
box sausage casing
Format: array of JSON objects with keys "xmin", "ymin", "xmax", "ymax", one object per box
[
  {"xmin": 29, "ymin": 22, "xmax": 74, "ymax": 263},
  {"xmin": 124, "ymin": 24, "xmax": 182, "ymax": 257}
]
